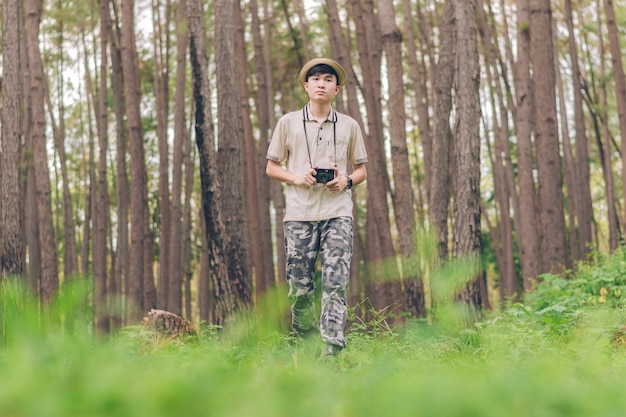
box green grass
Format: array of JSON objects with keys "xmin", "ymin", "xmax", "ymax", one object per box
[{"xmin": 2, "ymin": 248, "xmax": 626, "ymax": 417}]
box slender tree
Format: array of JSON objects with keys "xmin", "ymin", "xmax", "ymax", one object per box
[
  {"xmin": 603, "ymin": 0, "xmax": 626, "ymax": 228},
  {"xmin": 1, "ymin": 0, "xmax": 24, "ymax": 277},
  {"xmin": 402, "ymin": 0, "xmax": 431, "ymax": 202},
  {"xmin": 596, "ymin": 0, "xmax": 619, "ymax": 250},
  {"xmin": 349, "ymin": 0, "xmax": 397, "ymax": 285},
  {"xmin": 514, "ymin": 0, "xmax": 540, "ymax": 290},
  {"xmin": 564, "ymin": 0, "xmax": 593, "ymax": 260},
  {"xmin": 430, "ymin": 0, "xmax": 455, "ymax": 261},
  {"xmin": 25, "ymin": 0, "xmax": 59, "ymax": 303},
  {"xmin": 215, "ymin": 0, "xmax": 253, "ymax": 309},
  {"xmin": 121, "ymin": 0, "xmax": 148, "ymax": 319},
  {"xmin": 93, "ymin": 0, "xmax": 112, "ymax": 332},
  {"xmin": 108, "ymin": 0, "xmax": 129, "ymax": 327},
  {"xmin": 20, "ymin": 0, "xmax": 40, "ymax": 295},
  {"xmin": 152, "ymin": 0, "xmax": 173, "ymax": 312},
  {"xmin": 380, "ymin": 0, "xmax": 425, "ymax": 318},
  {"xmin": 453, "ymin": 0, "xmax": 483, "ymax": 318},
  {"xmin": 530, "ymin": 0, "xmax": 569, "ymax": 273},
  {"xmin": 249, "ymin": 0, "xmax": 277, "ymax": 297},
  {"xmin": 189, "ymin": 0, "xmax": 238, "ymax": 324},
  {"xmin": 168, "ymin": 0, "xmax": 188, "ymax": 316}
]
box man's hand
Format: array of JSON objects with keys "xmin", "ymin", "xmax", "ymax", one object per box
[
  {"xmin": 294, "ymin": 168, "xmax": 318, "ymax": 187},
  {"xmin": 325, "ymin": 170, "xmax": 348, "ymax": 193}
]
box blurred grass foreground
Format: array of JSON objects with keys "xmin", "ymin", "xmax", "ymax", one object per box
[{"xmin": 2, "ymin": 247, "xmax": 626, "ymax": 417}]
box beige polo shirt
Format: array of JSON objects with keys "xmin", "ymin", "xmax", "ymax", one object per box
[{"xmin": 267, "ymin": 105, "xmax": 368, "ymax": 222}]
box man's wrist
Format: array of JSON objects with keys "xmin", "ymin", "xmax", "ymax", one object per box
[{"xmin": 346, "ymin": 176, "xmax": 353, "ymax": 190}]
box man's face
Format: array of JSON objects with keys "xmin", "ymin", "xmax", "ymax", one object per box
[{"xmin": 304, "ymin": 73, "xmax": 340, "ymax": 103}]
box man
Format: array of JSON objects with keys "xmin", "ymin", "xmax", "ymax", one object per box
[{"xmin": 266, "ymin": 58, "xmax": 368, "ymax": 356}]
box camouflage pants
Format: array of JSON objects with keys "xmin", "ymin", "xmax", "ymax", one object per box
[{"xmin": 284, "ymin": 217, "xmax": 353, "ymax": 348}]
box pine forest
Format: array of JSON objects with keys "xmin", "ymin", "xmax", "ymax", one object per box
[{"xmin": 2, "ymin": 0, "xmax": 626, "ymax": 331}]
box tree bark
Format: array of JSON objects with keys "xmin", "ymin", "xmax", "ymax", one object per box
[
  {"xmin": 530, "ymin": 0, "xmax": 569, "ymax": 273},
  {"xmin": 49, "ymin": 8, "xmax": 79, "ymax": 282},
  {"xmin": 603, "ymin": 0, "xmax": 626, "ymax": 229},
  {"xmin": 21, "ymin": 2, "xmax": 40, "ymax": 295},
  {"xmin": 349, "ymin": 0, "xmax": 396, "ymax": 279},
  {"xmin": 477, "ymin": 0, "xmax": 517, "ymax": 301},
  {"xmin": 555, "ymin": 48, "xmax": 580, "ymax": 262},
  {"xmin": 121, "ymin": 0, "xmax": 147, "ymax": 320},
  {"xmin": 152, "ymin": 0, "xmax": 172, "ymax": 313},
  {"xmin": 216, "ymin": 0, "xmax": 253, "ymax": 309},
  {"xmin": 249, "ymin": 0, "xmax": 277, "ymax": 297},
  {"xmin": 108, "ymin": 0, "xmax": 129, "ymax": 327},
  {"xmin": 453, "ymin": 0, "xmax": 483, "ymax": 319},
  {"xmin": 430, "ymin": 0, "xmax": 455, "ymax": 261},
  {"xmin": 181, "ymin": 116, "xmax": 194, "ymax": 319},
  {"xmin": 168, "ymin": 0, "xmax": 188, "ymax": 316},
  {"xmin": 380, "ymin": 0, "xmax": 425, "ymax": 317},
  {"xmin": 563, "ymin": 0, "xmax": 593, "ymax": 260},
  {"xmin": 402, "ymin": 0, "xmax": 432, "ymax": 203},
  {"xmin": 25, "ymin": 0, "xmax": 59, "ymax": 303},
  {"xmin": 94, "ymin": 0, "xmax": 112, "ymax": 332},
  {"xmin": 189, "ymin": 0, "xmax": 238, "ymax": 324},
  {"xmin": 596, "ymin": 0, "xmax": 620, "ymax": 250},
  {"xmin": 514, "ymin": 0, "xmax": 540, "ymax": 290},
  {"xmin": 1, "ymin": 0, "xmax": 24, "ymax": 277},
  {"xmin": 236, "ymin": 2, "xmax": 267, "ymax": 303}
]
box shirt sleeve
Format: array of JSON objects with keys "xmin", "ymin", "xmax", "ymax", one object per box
[
  {"xmin": 266, "ymin": 116, "xmax": 287, "ymax": 162},
  {"xmin": 349, "ymin": 121, "xmax": 368, "ymax": 165}
]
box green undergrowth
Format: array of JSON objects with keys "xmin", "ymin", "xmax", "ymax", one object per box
[{"xmin": 2, "ymin": 248, "xmax": 626, "ymax": 417}]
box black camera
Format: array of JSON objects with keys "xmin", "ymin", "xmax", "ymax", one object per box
[{"xmin": 314, "ymin": 168, "xmax": 335, "ymax": 184}]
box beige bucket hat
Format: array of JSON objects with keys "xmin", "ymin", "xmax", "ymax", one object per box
[{"xmin": 298, "ymin": 57, "xmax": 346, "ymax": 87}]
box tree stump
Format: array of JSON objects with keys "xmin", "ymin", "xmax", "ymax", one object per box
[{"xmin": 142, "ymin": 309, "xmax": 197, "ymax": 339}]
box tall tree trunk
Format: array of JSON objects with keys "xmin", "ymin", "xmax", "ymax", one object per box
[
  {"xmin": 477, "ymin": 0, "xmax": 517, "ymax": 301},
  {"xmin": 109, "ymin": 0, "xmax": 129, "ymax": 327},
  {"xmin": 249, "ymin": 0, "xmax": 276, "ymax": 297},
  {"xmin": 380, "ymin": 0, "xmax": 425, "ymax": 318},
  {"xmin": 152, "ymin": 0, "xmax": 172, "ymax": 312},
  {"xmin": 93, "ymin": 0, "xmax": 112, "ymax": 333},
  {"xmin": 349, "ymin": 0, "xmax": 397, "ymax": 283},
  {"xmin": 50, "ymin": 7, "xmax": 79, "ymax": 281},
  {"xmin": 80, "ymin": 106, "xmax": 95, "ymax": 280},
  {"xmin": 25, "ymin": 0, "xmax": 59, "ymax": 303},
  {"xmin": 236, "ymin": 3, "xmax": 266, "ymax": 303},
  {"xmin": 555, "ymin": 50, "xmax": 580, "ymax": 262},
  {"xmin": 189, "ymin": 0, "xmax": 238, "ymax": 324},
  {"xmin": 168, "ymin": 0, "xmax": 188, "ymax": 316},
  {"xmin": 430, "ymin": 0, "xmax": 455, "ymax": 261},
  {"xmin": 514, "ymin": 0, "xmax": 540, "ymax": 290},
  {"xmin": 1, "ymin": 0, "xmax": 24, "ymax": 277},
  {"xmin": 380, "ymin": 0, "xmax": 414, "ymax": 259},
  {"xmin": 21, "ymin": 4, "xmax": 40, "ymax": 294},
  {"xmin": 596, "ymin": 0, "xmax": 620, "ymax": 250},
  {"xmin": 453, "ymin": 0, "xmax": 483, "ymax": 319},
  {"xmin": 603, "ymin": 0, "xmax": 626, "ymax": 228},
  {"xmin": 564, "ymin": 0, "xmax": 593, "ymax": 260},
  {"xmin": 215, "ymin": 0, "xmax": 253, "ymax": 309},
  {"xmin": 121, "ymin": 0, "xmax": 147, "ymax": 320},
  {"xmin": 530, "ymin": 0, "xmax": 569, "ymax": 273},
  {"xmin": 181, "ymin": 117, "xmax": 194, "ymax": 319},
  {"xmin": 402, "ymin": 0, "xmax": 432, "ymax": 202},
  {"xmin": 198, "ymin": 205, "xmax": 210, "ymax": 323}
]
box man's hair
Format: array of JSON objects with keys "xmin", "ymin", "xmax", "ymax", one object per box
[{"xmin": 306, "ymin": 64, "xmax": 339, "ymax": 85}]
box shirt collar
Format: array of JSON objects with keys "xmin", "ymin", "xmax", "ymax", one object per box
[{"xmin": 302, "ymin": 104, "xmax": 337, "ymax": 123}]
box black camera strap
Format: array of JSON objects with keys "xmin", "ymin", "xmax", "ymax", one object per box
[{"xmin": 302, "ymin": 107, "xmax": 337, "ymax": 170}]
